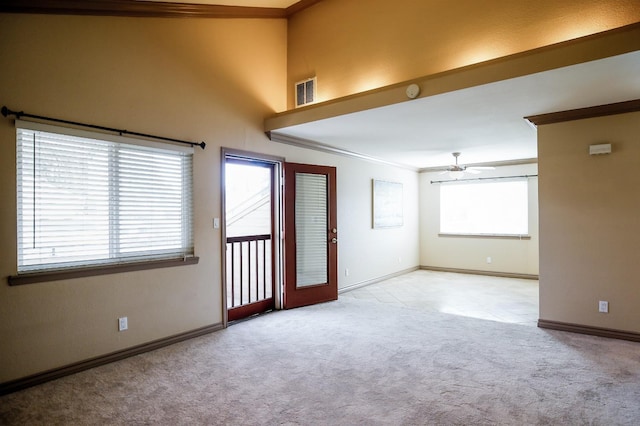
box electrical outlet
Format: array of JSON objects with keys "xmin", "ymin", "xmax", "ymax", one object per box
[
  {"xmin": 398, "ymin": 257, "xmax": 402, "ymax": 264},
  {"xmin": 486, "ymin": 256, "xmax": 492, "ymax": 264},
  {"xmin": 345, "ymin": 268, "xmax": 350, "ymax": 277},
  {"xmin": 598, "ymin": 301, "xmax": 609, "ymax": 313},
  {"xmin": 118, "ymin": 316, "xmax": 128, "ymax": 331}
]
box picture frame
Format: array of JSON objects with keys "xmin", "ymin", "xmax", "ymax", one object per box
[{"xmin": 372, "ymin": 179, "xmax": 403, "ymax": 228}]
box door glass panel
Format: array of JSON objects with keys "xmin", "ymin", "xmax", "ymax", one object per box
[
  {"xmin": 225, "ymin": 163, "xmax": 271, "ymax": 238},
  {"xmin": 295, "ymin": 172, "xmax": 327, "ymax": 287},
  {"xmin": 224, "ymin": 160, "xmax": 274, "ymax": 317}
]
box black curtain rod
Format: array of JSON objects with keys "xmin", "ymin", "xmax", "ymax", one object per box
[
  {"xmin": 431, "ymin": 174, "xmax": 537, "ymax": 184},
  {"xmin": 1, "ymin": 106, "xmax": 206, "ymax": 150}
]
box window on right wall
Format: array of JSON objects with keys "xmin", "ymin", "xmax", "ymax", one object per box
[{"xmin": 439, "ymin": 179, "xmax": 528, "ymax": 236}]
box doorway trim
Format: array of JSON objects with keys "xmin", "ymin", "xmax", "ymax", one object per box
[{"xmin": 221, "ymin": 148, "xmax": 285, "ymax": 328}]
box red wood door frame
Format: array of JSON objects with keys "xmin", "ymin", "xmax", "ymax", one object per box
[{"xmin": 225, "ymin": 157, "xmax": 277, "ymax": 322}]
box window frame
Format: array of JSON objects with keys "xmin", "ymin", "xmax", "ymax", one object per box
[
  {"xmin": 10, "ymin": 120, "xmax": 198, "ymax": 285},
  {"xmin": 438, "ymin": 178, "xmax": 530, "ymax": 239}
]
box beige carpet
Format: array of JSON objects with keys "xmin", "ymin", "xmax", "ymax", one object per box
[{"xmin": 1, "ymin": 274, "xmax": 639, "ymax": 425}]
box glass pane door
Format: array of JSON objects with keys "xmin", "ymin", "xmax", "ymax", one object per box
[{"xmin": 283, "ymin": 162, "xmax": 337, "ymax": 309}]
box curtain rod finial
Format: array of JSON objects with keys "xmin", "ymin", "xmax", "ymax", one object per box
[
  {"xmin": 199, "ymin": 141, "xmax": 206, "ymax": 150},
  {"xmin": 1, "ymin": 106, "xmax": 23, "ymax": 119}
]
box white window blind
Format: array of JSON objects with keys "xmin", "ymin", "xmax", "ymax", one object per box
[
  {"xmin": 440, "ymin": 179, "xmax": 528, "ymax": 235},
  {"xmin": 16, "ymin": 120, "xmax": 194, "ymax": 273},
  {"xmin": 295, "ymin": 172, "xmax": 328, "ymax": 287}
]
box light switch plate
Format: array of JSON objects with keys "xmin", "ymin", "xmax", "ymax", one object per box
[
  {"xmin": 118, "ymin": 317, "xmax": 128, "ymax": 331},
  {"xmin": 598, "ymin": 301, "xmax": 609, "ymax": 313}
]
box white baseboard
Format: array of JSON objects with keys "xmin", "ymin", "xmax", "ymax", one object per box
[{"xmin": 339, "ymin": 266, "xmax": 420, "ymax": 293}]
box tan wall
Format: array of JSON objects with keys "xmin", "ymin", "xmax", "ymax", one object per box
[
  {"xmin": 332, "ymin": 159, "xmax": 419, "ymax": 288},
  {"xmin": 0, "ymin": 13, "xmax": 419, "ymax": 383},
  {"xmin": 419, "ymin": 164, "xmax": 539, "ymax": 276},
  {"xmin": 287, "ymin": 0, "xmax": 640, "ymax": 108},
  {"xmin": 538, "ymin": 111, "xmax": 640, "ymax": 333},
  {"xmin": 0, "ymin": 13, "xmax": 287, "ymax": 383}
]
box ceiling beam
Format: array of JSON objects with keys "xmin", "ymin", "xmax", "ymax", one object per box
[{"xmin": 265, "ymin": 22, "xmax": 640, "ymax": 132}]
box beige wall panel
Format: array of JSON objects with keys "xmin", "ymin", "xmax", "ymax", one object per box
[
  {"xmin": 287, "ymin": 0, "xmax": 640, "ymax": 108},
  {"xmin": 420, "ymin": 164, "xmax": 539, "ymax": 276},
  {"xmin": 538, "ymin": 112, "xmax": 640, "ymax": 333},
  {"xmin": 0, "ymin": 13, "xmax": 288, "ymax": 382}
]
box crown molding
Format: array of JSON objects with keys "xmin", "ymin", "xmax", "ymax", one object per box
[
  {"xmin": 524, "ymin": 99, "xmax": 640, "ymax": 126},
  {"xmin": 0, "ymin": 0, "xmax": 321, "ymax": 19},
  {"xmin": 285, "ymin": 0, "xmax": 321, "ymax": 16},
  {"xmin": 267, "ymin": 132, "xmax": 418, "ymax": 171},
  {"xmin": 419, "ymin": 158, "xmax": 538, "ymax": 173}
]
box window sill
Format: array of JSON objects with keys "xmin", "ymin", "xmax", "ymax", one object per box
[
  {"xmin": 438, "ymin": 233, "xmax": 531, "ymax": 240},
  {"xmin": 8, "ymin": 256, "xmax": 200, "ymax": 286}
]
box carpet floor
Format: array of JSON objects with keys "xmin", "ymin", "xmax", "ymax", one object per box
[{"xmin": 1, "ymin": 274, "xmax": 639, "ymax": 425}]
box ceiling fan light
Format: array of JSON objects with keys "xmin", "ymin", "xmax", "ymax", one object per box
[{"xmin": 449, "ymin": 170, "xmax": 464, "ymax": 179}]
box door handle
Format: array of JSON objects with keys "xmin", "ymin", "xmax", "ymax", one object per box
[{"xmin": 331, "ymin": 238, "xmax": 338, "ymax": 244}]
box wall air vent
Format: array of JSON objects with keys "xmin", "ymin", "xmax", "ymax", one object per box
[{"xmin": 295, "ymin": 77, "xmax": 317, "ymax": 108}]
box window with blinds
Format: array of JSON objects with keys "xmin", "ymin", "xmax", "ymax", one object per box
[{"xmin": 16, "ymin": 121, "xmax": 194, "ymax": 273}]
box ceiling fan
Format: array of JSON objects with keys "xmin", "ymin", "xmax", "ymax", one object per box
[{"xmin": 441, "ymin": 152, "xmax": 494, "ymax": 179}]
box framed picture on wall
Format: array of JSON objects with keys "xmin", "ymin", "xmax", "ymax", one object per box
[{"xmin": 372, "ymin": 179, "xmax": 403, "ymax": 228}]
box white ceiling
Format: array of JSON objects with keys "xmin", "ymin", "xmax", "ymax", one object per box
[{"xmin": 271, "ymin": 51, "xmax": 640, "ymax": 169}]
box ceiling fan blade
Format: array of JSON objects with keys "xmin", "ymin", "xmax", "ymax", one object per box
[
  {"xmin": 438, "ymin": 170, "xmax": 449, "ymax": 175},
  {"xmin": 466, "ymin": 169, "xmax": 481, "ymax": 174},
  {"xmin": 467, "ymin": 166, "xmax": 495, "ymax": 170}
]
